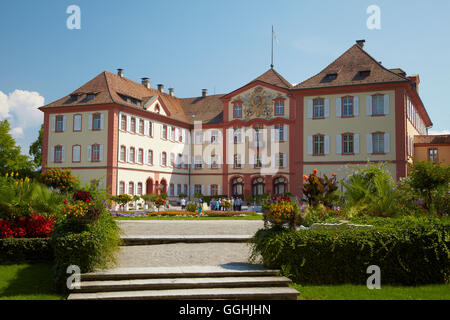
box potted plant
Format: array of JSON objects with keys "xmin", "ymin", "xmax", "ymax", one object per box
[{"xmin": 263, "ymin": 195, "xmax": 301, "ymax": 231}]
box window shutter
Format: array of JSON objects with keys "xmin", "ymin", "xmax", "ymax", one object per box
[
  {"xmin": 144, "ymin": 121, "xmax": 149, "ymax": 136},
  {"xmin": 336, "ymin": 98, "xmax": 341, "ymax": 117},
  {"xmin": 160, "ymin": 125, "xmax": 164, "ymax": 139},
  {"xmin": 208, "ymin": 185, "xmax": 211, "ymax": 196},
  {"xmin": 160, "ymin": 153, "xmax": 163, "ymax": 166},
  {"xmin": 127, "ymin": 116, "xmax": 131, "ymax": 132},
  {"xmin": 283, "ymin": 153, "xmax": 287, "ymax": 168},
  {"xmin": 384, "ymin": 95, "xmax": 390, "ymax": 115},
  {"xmin": 307, "ymin": 100, "xmax": 313, "ymax": 118},
  {"xmin": 366, "ymin": 96, "xmax": 372, "ymax": 116},
  {"xmin": 384, "ymin": 133, "xmax": 390, "ymax": 153},
  {"xmin": 336, "ymin": 134, "xmax": 342, "ymax": 154},
  {"xmin": 87, "ymin": 145, "xmax": 92, "ymax": 162},
  {"xmin": 270, "ymin": 126, "xmax": 275, "ymax": 142},
  {"xmin": 88, "ymin": 114, "xmax": 93, "ymax": 130},
  {"xmin": 182, "ymin": 130, "xmax": 186, "ymax": 144},
  {"xmin": 51, "ymin": 147, "xmax": 55, "ymax": 162},
  {"xmin": 283, "ymin": 125, "xmax": 289, "ymax": 141},
  {"xmin": 134, "ymin": 148, "xmax": 138, "ymax": 163},
  {"xmin": 307, "ymin": 136, "xmax": 313, "ymax": 155},
  {"xmin": 218, "ymin": 185, "xmax": 221, "ymax": 195},
  {"xmin": 324, "ymin": 99, "xmax": 330, "ymax": 118},
  {"xmin": 201, "ymin": 185, "xmax": 205, "ymax": 195},
  {"xmin": 271, "ymin": 154, "xmax": 276, "ymax": 168},
  {"xmin": 229, "ymin": 155, "xmax": 234, "ymax": 168},
  {"xmin": 144, "ymin": 150, "xmax": 148, "ymax": 164},
  {"xmin": 218, "ymin": 155, "xmax": 222, "ymax": 168},
  {"xmin": 62, "ymin": 116, "xmax": 67, "ymax": 131},
  {"xmin": 100, "ymin": 113, "xmax": 104, "ymax": 130},
  {"xmin": 99, "ymin": 145, "xmax": 104, "ymax": 161},
  {"xmin": 354, "ymin": 134, "xmax": 360, "ymax": 154},
  {"xmin": 354, "ymin": 97, "xmax": 359, "ymax": 116},
  {"xmin": 324, "ymin": 135, "xmax": 330, "ymax": 155},
  {"xmin": 366, "ymin": 134, "xmax": 373, "ymax": 154},
  {"xmin": 61, "ymin": 146, "xmax": 65, "ymax": 162},
  {"xmin": 51, "ymin": 116, "xmax": 56, "ymax": 132}
]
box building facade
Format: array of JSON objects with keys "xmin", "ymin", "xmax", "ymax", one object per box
[{"xmin": 39, "ymin": 41, "xmax": 433, "ymax": 200}]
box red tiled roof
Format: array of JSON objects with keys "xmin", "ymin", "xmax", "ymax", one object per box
[
  {"xmin": 179, "ymin": 94, "xmax": 224, "ymax": 124},
  {"xmin": 251, "ymin": 68, "xmax": 292, "ymax": 89},
  {"xmin": 294, "ymin": 44, "xmax": 409, "ymax": 89},
  {"xmin": 414, "ymin": 135, "xmax": 450, "ymax": 145}
]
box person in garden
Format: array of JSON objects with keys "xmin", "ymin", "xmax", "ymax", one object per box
[
  {"xmin": 198, "ymin": 198, "xmax": 203, "ymax": 216},
  {"xmin": 180, "ymin": 198, "xmax": 186, "ymax": 211},
  {"xmin": 210, "ymin": 198, "xmax": 216, "ymax": 211},
  {"xmin": 232, "ymin": 197, "xmax": 235, "ymax": 211},
  {"xmin": 215, "ymin": 199, "xmax": 220, "ymax": 211}
]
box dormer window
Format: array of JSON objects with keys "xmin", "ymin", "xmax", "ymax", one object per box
[
  {"xmin": 358, "ymin": 70, "xmax": 371, "ymax": 77},
  {"xmin": 325, "ymin": 73, "xmax": 337, "ymax": 81},
  {"xmin": 85, "ymin": 93, "xmax": 97, "ymax": 102}
]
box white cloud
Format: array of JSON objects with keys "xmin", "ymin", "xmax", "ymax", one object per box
[
  {"xmin": 0, "ymin": 89, "xmax": 45, "ymax": 154},
  {"xmin": 429, "ymin": 129, "xmax": 450, "ymax": 136}
]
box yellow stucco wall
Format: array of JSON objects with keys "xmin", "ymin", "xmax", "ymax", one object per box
[{"xmin": 414, "ymin": 145, "xmax": 450, "ymax": 166}]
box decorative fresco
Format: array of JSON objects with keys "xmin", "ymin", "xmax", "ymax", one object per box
[{"xmin": 235, "ymin": 87, "xmax": 284, "ymax": 120}]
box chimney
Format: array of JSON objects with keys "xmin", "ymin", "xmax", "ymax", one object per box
[
  {"xmin": 141, "ymin": 77, "xmax": 150, "ymax": 89},
  {"xmin": 157, "ymin": 84, "xmax": 164, "ymax": 93},
  {"xmin": 356, "ymin": 40, "xmax": 366, "ymax": 49},
  {"xmin": 117, "ymin": 68, "xmax": 124, "ymax": 78},
  {"xmin": 408, "ymin": 74, "xmax": 420, "ymax": 93},
  {"xmin": 202, "ymin": 89, "xmax": 208, "ymax": 97},
  {"xmin": 168, "ymin": 88, "xmax": 174, "ymax": 97}
]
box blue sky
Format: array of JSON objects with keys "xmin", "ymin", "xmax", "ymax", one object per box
[{"xmin": 0, "ymin": 0, "xmax": 449, "ymax": 154}]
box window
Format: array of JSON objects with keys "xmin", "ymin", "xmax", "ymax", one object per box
[
  {"xmin": 342, "ymin": 97, "xmax": 354, "ymax": 117},
  {"xmin": 183, "ymin": 184, "xmax": 188, "ymax": 195},
  {"xmin": 161, "ymin": 152, "xmax": 167, "ymax": 166},
  {"xmin": 130, "ymin": 118, "xmax": 136, "ymax": 133},
  {"xmin": 137, "ymin": 183, "xmax": 143, "ymax": 195},
  {"xmin": 313, "ymin": 135, "xmax": 324, "ymax": 155},
  {"xmin": 139, "ymin": 119, "xmax": 144, "ymax": 135},
  {"xmin": 273, "ymin": 177, "xmax": 287, "ymax": 195},
  {"xmin": 148, "ymin": 150, "xmax": 153, "ymax": 165},
  {"xmin": 231, "ymin": 177, "xmax": 244, "ymax": 197},
  {"xmin": 194, "ymin": 155, "xmax": 203, "ymax": 169},
  {"xmin": 170, "ymin": 153, "xmax": 175, "ymax": 167},
  {"xmin": 128, "ymin": 182, "xmax": 134, "ymax": 195},
  {"xmin": 254, "ymin": 126, "xmax": 264, "ymax": 146},
  {"xmin": 73, "ymin": 115, "xmax": 82, "ymax": 131},
  {"xmin": 211, "ymin": 130, "xmax": 219, "ymax": 144},
  {"xmin": 278, "ymin": 153, "xmax": 285, "ymax": 168},
  {"xmin": 233, "ymin": 129, "xmax": 242, "ymax": 144},
  {"xmin": 211, "ymin": 155, "xmax": 219, "ymax": 169},
  {"xmin": 138, "ymin": 149, "xmax": 144, "ymax": 164},
  {"xmin": 342, "ymin": 134, "xmax": 354, "ymax": 154},
  {"xmin": 162, "ymin": 125, "xmax": 168, "ymax": 139},
  {"xmin": 324, "ymin": 73, "xmax": 338, "ymax": 81},
  {"xmin": 120, "ymin": 115, "xmax": 126, "ymax": 131},
  {"xmin": 275, "ymin": 125, "xmax": 284, "ymax": 142},
  {"xmin": 233, "ymin": 104, "xmax": 242, "ymax": 118},
  {"xmin": 372, "ymin": 95, "xmax": 384, "ymax": 115},
  {"xmin": 313, "ymin": 99, "xmax": 324, "ymax": 119},
  {"xmin": 56, "ymin": 116, "xmax": 64, "ymax": 132},
  {"xmin": 92, "ymin": 144, "xmax": 101, "ymax": 162},
  {"xmin": 373, "ymin": 133, "xmax": 385, "ymax": 153},
  {"xmin": 170, "ymin": 127, "xmax": 175, "ymax": 141},
  {"xmin": 428, "ymin": 148, "xmax": 438, "ymax": 163},
  {"xmin": 177, "ymin": 184, "xmax": 182, "ymax": 196},
  {"xmin": 54, "ymin": 146, "xmax": 63, "ymax": 163},
  {"xmin": 254, "ymin": 154, "xmax": 262, "ymax": 168},
  {"xmin": 275, "ymin": 100, "xmax": 284, "ymax": 115},
  {"xmin": 119, "ymin": 182, "xmax": 125, "ymax": 195},
  {"xmin": 177, "ymin": 154, "xmax": 183, "ymax": 168},
  {"xmin": 211, "ymin": 185, "xmax": 218, "ymax": 196},
  {"xmin": 93, "ymin": 113, "xmax": 101, "ymax": 130},
  {"xmin": 130, "ymin": 147, "xmax": 135, "ymax": 163},
  {"xmin": 72, "ymin": 145, "xmax": 81, "ymax": 162},
  {"xmin": 252, "ymin": 177, "xmax": 265, "ymax": 197},
  {"xmin": 194, "ymin": 185, "xmax": 202, "ymax": 195},
  {"xmin": 120, "ymin": 146, "xmax": 126, "ymax": 162},
  {"xmin": 233, "ymin": 154, "xmax": 242, "ymax": 168},
  {"xmin": 170, "ymin": 184, "xmax": 175, "ymax": 196}
]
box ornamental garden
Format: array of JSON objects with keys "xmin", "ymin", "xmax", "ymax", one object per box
[{"xmin": 0, "ymin": 159, "xmax": 449, "ymax": 299}]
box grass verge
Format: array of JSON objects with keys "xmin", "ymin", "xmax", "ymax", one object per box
[
  {"xmin": 291, "ymin": 283, "xmax": 450, "ymax": 300},
  {"xmin": 0, "ymin": 264, "xmax": 63, "ymax": 300}
]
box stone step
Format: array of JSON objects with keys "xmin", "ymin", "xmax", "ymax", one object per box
[
  {"xmin": 68, "ymin": 287, "xmax": 299, "ymax": 300},
  {"xmin": 81, "ymin": 266, "xmax": 280, "ymax": 281},
  {"xmin": 74, "ymin": 276, "xmax": 292, "ymax": 293},
  {"xmin": 121, "ymin": 235, "xmax": 253, "ymax": 245}
]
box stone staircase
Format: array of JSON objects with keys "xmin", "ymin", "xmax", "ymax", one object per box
[{"xmin": 67, "ymin": 265, "xmax": 299, "ymax": 300}]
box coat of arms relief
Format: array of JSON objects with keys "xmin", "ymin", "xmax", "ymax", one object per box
[{"xmin": 235, "ymin": 87, "xmax": 283, "ymax": 120}]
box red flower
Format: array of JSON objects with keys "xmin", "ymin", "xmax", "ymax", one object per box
[
  {"xmin": 86, "ymin": 199, "xmax": 90, "ymax": 203},
  {"xmin": 64, "ymin": 200, "xmax": 68, "ymax": 204},
  {"xmin": 313, "ymin": 168, "xmax": 318, "ymax": 175}
]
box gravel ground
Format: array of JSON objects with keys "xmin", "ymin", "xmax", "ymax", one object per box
[
  {"xmin": 117, "ymin": 243, "xmax": 259, "ymax": 267},
  {"xmin": 117, "ymin": 220, "xmax": 264, "ymax": 236}
]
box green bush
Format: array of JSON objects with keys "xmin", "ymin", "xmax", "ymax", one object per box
[
  {"xmin": 0, "ymin": 238, "xmax": 54, "ymax": 264},
  {"xmin": 52, "ymin": 211, "xmax": 121, "ymax": 292},
  {"xmin": 185, "ymin": 202, "xmax": 198, "ymax": 212},
  {"xmin": 250, "ymin": 216, "xmax": 450, "ymax": 285}
]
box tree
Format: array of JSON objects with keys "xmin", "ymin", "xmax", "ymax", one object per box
[
  {"xmin": 0, "ymin": 120, "xmax": 35, "ymax": 176},
  {"xmin": 29, "ymin": 124, "xmax": 43, "ymax": 168}
]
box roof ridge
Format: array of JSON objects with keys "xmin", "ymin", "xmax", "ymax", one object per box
[{"xmin": 102, "ymin": 71, "xmax": 116, "ymax": 104}]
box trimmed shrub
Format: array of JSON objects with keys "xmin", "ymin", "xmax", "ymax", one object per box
[
  {"xmin": 250, "ymin": 217, "xmax": 450, "ymax": 285},
  {"xmin": 0, "ymin": 238, "xmax": 54, "ymax": 263}
]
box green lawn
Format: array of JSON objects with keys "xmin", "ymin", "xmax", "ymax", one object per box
[
  {"xmin": 114, "ymin": 215, "xmax": 264, "ymax": 220},
  {"xmin": 291, "ymin": 283, "xmax": 450, "ymax": 300},
  {"xmin": 0, "ymin": 264, "xmax": 63, "ymax": 300}
]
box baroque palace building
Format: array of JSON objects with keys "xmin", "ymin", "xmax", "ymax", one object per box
[{"xmin": 39, "ymin": 40, "xmax": 434, "ymax": 200}]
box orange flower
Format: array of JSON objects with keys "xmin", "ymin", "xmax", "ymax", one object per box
[
  {"xmin": 332, "ymin": 173, "xmax": 337, "ymax": 177},
  {"xmin": 313, "ymin": 168, "xmax": 318, "ymax": 175}
]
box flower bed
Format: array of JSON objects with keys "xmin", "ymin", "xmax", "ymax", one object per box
[
  {"xmin": 0, "ymin": 215, "xmax": 55, "ymax": 239},
  {"xmin": 110, "ymin": 210, "xmax": 258, "ymax": 218}
]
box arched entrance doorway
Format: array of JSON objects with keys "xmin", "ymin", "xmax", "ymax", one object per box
[
  {"xmin": 273, "ymin": 176, "xmax": 287, "ymax": 195},
  {"xmin": 252, "ymin": 177, "xmax": 265, "ymax": 197},
  {"xmin": 231, "ymin": 177, "xmax": 244, "ymax": 197},
  {"xmin": 146, "ymin": 178, "xmax": 153, "ymax": 194}
]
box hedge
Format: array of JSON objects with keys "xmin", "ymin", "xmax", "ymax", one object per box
[
  {"xmin": 0, "ymin": 238, "xmax": 54, "ymax": 264},
  {"xmin": 250, "ymin": 217, "xmax": 450, "ymax": 285}
]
